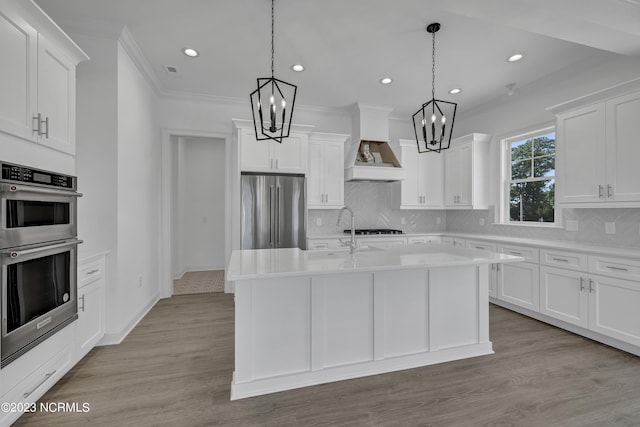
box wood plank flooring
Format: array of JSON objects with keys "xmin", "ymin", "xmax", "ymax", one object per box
[{"xmin": 14, "ymin": 294, "xmax": 640, "ymax": 426}]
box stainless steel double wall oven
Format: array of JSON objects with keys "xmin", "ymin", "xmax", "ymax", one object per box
[{"xmin": 0, "ymin": 161, "xmax": 81, "ymax": 367}]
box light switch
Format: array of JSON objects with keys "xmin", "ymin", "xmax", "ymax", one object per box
[
  {"xmin": 401, "ymin": 217, "xmax": 406, "ymax": 225},
  {"xmin": 605, "ymin": 222, "xmax": 616, "ymax": 234}
]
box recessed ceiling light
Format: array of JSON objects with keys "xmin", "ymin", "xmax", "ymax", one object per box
[
  {"xmin": 291, "ymin": 64, "xmax": 305, "ymax": 72},
  {"xmin": 449, "ymin": 88, "xmax": 462, "ymax": 94},
  {"xmin": 182, "ymin": 48, "xmax": 199, "ymax": 58},
  {"xmin": 507, "ymin": 53, "xmax": 524, "ymax": 62},
  {"xmin": 380, "ymin": 77, "xmax": 393, "ymax": 85}
]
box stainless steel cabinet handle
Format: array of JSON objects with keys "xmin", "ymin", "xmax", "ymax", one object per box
[
  {"xmin": 589, "ymin": 278, "xmax": 594, "ymax": 293},
  {"xmin": 4, "ymin": 240, "xmax": 82, "ymax": 259},
  {"xmin": 606, "ymin": 266, "xmax": 629, "ymax": 272},
  {"xmin": 33, "ymin": 113, "xmax": 42, "ymax": 134},
  {"xmin": 598, "ymin": 185, "xmax": 604, "ymax": 199},
  {"xmin": 87, "ymin": 269, "xmax": 100, "ymax": 275},
  {"xmin": 2, "ymin": 183, "xmax": 81, "ymax": 197},
  {"xmin": 42, "ymin": 116, "xmax": 49, "ymax": 139},
  {"xmin": 579, "ymin": 277, "xmax": 585, "ymax": 292},
  {"xmin": 269, "ymin": 185, "xmax": 274, "ymax": 247},
  {"xmin": 509, "ymin": 251, "xmax": 522, "ymax": 255},
  {"xmin": 276, "ymin": 185, "xmax": 280, "ymax": 246},
  {"xmin": 23, "ymin": 370, "xmax": 56, "ymax": 398},
  {"xmin": 552, "ymin": 257, "xmax": 569, "ymax": 263},
  {"xmin": 607, "ymin": 184, "xmax": 613, "ymax": 198},
  {"xmin": 79, "ymin": 294, "xmax": 86, "ymax": 312}
]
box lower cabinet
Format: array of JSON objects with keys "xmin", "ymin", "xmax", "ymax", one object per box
[
  {"xmin": 77, "ymin": 254, "xmax": 106, "ymax": 360},
  {"xmin": 467, "ymin": 240, "xmax": 498, "ymax": 298},
  {"xmin": 540, "ymin": 266, "xmax": 588, "ymax": 327},
  {"xmin": 497, "ymin": 244, "xmax": 540, "ymax": 311}
]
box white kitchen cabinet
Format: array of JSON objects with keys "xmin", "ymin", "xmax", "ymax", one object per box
[
  {"xmin": 0, "ymin": 1, "xmax": 87, "ymax": 155},
  {"xmin": 554, "ymin": 88, "xmax": 640, "ymax": 207},
  {"xmin": 77, "ymin": 254, "xmax": 106, "ymax": 360},
  {"xmin": 394, "ymin": 139, "xmax": 444, "ymax": 209},
  {"xmin": 441, "ymin": 236, "xmax": 466, "ymax": 248},
  {"xmin": 236, "ymin": 120, "xmax": 310, "ymax": 174},
  {"xmin": 540, "ymin": 265, "xmax": 589, "ymax": 328},
  {"xmin": 589, "ymin": 274, "xmax": 640, "ymax": 347},
  {"xmin": 497, "ymin": 243, "xmax": 540, "ymax": 311},
  {"xmin": 444, "ymin": 133, "xmax": 491, "ymax": 209},
  {"xmin": 407, "ymin": 235, "xmax": 441, "ymax": 244},
  {"xmin": 308, "ymin": 133, "xmax": 348, "ymax": 209},
  {"xmin": 467, "ymin": 240, "xmax": 498, "ymax": 297}
]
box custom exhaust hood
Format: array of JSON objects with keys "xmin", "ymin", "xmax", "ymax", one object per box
[{"xmin": 345, "ymin": 103, "xmax": 405, "ymax": 182}]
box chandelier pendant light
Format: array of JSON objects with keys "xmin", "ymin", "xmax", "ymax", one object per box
[
  {"xmin": 412, "ymin": 23, "xmax": 457, "ymax": 153},
  {"xmin": 250, "ymin": 0, "xmax": 297, "ymax": 143}
]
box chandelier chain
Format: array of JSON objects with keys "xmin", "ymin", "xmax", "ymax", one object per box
[
  {"xmin": 431, "ymin": 29, "xmax": 436, "ymax": 100},
  {"xmin": 271, "ymin": 0, "xmax": 275, "ymax": 77}
]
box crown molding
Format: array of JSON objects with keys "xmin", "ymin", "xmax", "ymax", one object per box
[{"xmin": 117, "ymin": 26, "xmax": 164, "ymax": 97}]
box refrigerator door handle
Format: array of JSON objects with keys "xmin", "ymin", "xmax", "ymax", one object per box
[
  {"xmin": 269, "ymin": 185, "xmax": 274, "ymax": 247},
  {"xmin": 276, "ymin": 185, "xmax": 281, "ymax": 246}
]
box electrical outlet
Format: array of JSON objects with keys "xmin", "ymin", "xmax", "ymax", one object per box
[
  {"xmin": 479, "ymin": 218, "xmax": 485, "ymax": 226},
  {"xmin": 436, "ymin": 217, "xmax": 441, "ymax": 225},
  {"xmin": 605, "ymin": 222, "xmax": 616, "ymax": 234},
  {"xmin": 566, "ymin": 220, "xmax": 579, "ymax": 232},
  {"xmin": 138, "ymin": 276, "xmax": 143, "ymax": 288},
  {"xmin": 401, "ymin": 217, "xmax": 406, "ymax": 225}
]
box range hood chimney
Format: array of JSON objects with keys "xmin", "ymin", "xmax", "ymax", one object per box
[{"xmin": 345, "ymin": 103, "xmax": 405, "ymax": 182}]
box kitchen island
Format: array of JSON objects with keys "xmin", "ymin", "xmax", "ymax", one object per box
[{"xmin": 226, "ymin": 244, "xmax": 523, "ymax": 400}]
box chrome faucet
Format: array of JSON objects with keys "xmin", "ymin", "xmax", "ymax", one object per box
[{"xmin": 336, "ymin": 206, "xmax": 357, "ymax": 254}]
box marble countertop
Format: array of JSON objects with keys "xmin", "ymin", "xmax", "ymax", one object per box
[{"xmin": 226, "ymin": 244, "xmax": 524, "ymax": 281}]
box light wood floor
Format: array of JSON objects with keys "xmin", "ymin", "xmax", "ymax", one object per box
[{"xmin": 15, "ymin": 294, "xmax": 640, "ymax": 426}]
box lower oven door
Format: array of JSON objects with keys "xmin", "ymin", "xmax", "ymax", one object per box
[{"xmin": 1, "ymin": 239, "xmax": 80, "ymax": 367}]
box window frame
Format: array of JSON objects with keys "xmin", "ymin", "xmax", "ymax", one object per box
[{"xmin": 499, "ymin": 125, "xmax": 560, "ymax": 227}]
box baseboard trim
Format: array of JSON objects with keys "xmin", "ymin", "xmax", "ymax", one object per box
[{"xmin": 98, "ymin": 293, "xmax": 159, "ymax": 346}]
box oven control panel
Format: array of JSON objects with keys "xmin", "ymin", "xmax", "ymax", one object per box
[{"xmin": 1, "ymin": 162, "xmax": 75, "ymax": 190}]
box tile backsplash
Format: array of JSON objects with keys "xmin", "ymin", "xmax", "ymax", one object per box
[
  {"xmin": 446, "ymin": 206, "xmax": 640, "ymax": 249},
  {"xmin": 307, "ymin": 182, "xmax": 446, "ymax": 235},
  {"xmin": 309, "ymin": 183, "xmax": 639, "ymax": 250}
]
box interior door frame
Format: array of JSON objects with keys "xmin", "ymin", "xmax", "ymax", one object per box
[{"xmin": 160, "ymin": 128, "xmax": 232, "ymax": 297}]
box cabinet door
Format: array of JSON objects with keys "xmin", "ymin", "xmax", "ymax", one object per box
[
  {"xmin": 588, "ymin": 274, "xmax": 640, "ymax": 347},
  {"xmin": 400, "ymin": 145, "xmax": 421, "ymax": 207},
  {"xmin": 498, "ymin": 262, "xmax": 540, "ymax": 311},
  {"xmin": 323, "ymin": 140, "xmax": 344, "ymax": 207},
  {"xmin": 421, "ymin": 151, "xmax": 444, "ymax": 207},
  {"xmin": 605, "ymin": 91, "xmax": 640, "ymax": 203},
  {"xmin": 240, "ymin": 130, "xmax": 272, "ymax": 171},
  {"xmin": 37, "ymin": 34, "xmax": 76, "ymax": 154},
  {"xmin": 444, "ymin": 147, "xmax": 459, "ymax": 206},
  {"xmin": 540, "ymin": 266, "xmax": 588, "ymax": 328},
  {"xmin": 307, "ymin": 140, "xmax": 324, "ymax": 207},
  {"xmin": 456, "ymin": 143, "xmax": 473, "ymax": 207},
  {"xmin": 272, "ymin": 134, "xmax": 307, "ymax": 173},
  {"xmin": 556, "ymin": 104, "xmax": 606, "ymax": 204},
  {"xmin": 76, "ymin": 279, "xmax": 105, "ymax": 360},
  {"xmin": 0, "ymin": 10, "xmax": 37, "ymax": 142}
]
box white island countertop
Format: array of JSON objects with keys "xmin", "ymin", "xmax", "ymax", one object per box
[{"xmin": 227, "ymin": 243, "xmax": 524, "ymax": 281}]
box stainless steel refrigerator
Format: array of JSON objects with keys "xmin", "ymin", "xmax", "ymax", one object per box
[{"xmin": 240, "ymin": 173, "xmax": 307, "ymax": 250}]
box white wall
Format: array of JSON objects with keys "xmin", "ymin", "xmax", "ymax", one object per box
[
  {"xmin": 115, "ymin": 40, "xmax": 161, "ymax": 335},
  {"xmin": 173, "ymin": 136, "xmax": 226, "ymax": 277}
]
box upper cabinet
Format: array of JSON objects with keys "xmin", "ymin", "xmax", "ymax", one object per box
[
  {"xmin": 393, "ymin": 139, "xmax": 444, "ymax": 209},
  {"xmin": 235, "ymin": 120, "xmax": 310, "ymax": 174},
  {"xmin": 551, "ymin": 82, "xmax": 640, "ymax": 207},
  {"xmin": 308, "ymin": 132, "xmax": 348, "ymax": 209},
  {"xmin": 444, "ymin": 133, "xmax": 491, "ymax": 209},
  {"xmin": 0, "ymin": 2, "xmax": 88, "ymax": 156}
]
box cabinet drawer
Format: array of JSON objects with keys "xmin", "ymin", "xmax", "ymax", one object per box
[
  {"xmin": 498, "ymin": 244, "xmax": 539, "ymax": 264},
  {"xmin": 79, "ymin": 259, "xmax": 104, "ymax": 287},
  {"xmin": 442, "ymin": 237, "xmax": 467, "ymax": 247},
  {"xmin": 307, "ymin": 238, "xmax": 341, "ymax": 250},
  {"xmin": 540, "ymin": 249, "xmax": 588, "ymax": 271},
  {"xmin": 407, "ymin": 235, "xmax": 441, "ymax": 244},
  {"xmin": 0, "ymin": 344, "xmax": 74, "ymax": 425},
  {"xmin": 467, "ymin": 240, "xmax": 497, "ymax": 252},
  {"xmin": 589, "ymin": 255, "xmax": 640, "ymax": 281}
]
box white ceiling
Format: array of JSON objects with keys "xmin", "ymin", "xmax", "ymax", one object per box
[{"xmin": 35, "ymin": 0, "xmax": 640, "ymax": 117}]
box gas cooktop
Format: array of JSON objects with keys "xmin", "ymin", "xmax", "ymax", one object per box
[{"xmin": 343, "ymin": 228, "xmax": 404, "ymax": 235}]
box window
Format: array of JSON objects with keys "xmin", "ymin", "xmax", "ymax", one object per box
[{"xmin": 502, "ymin": 127, "xmax": 556, "ymax": 225}]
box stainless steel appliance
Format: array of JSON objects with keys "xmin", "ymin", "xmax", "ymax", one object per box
[
  {"xmin": 241, "ymin": 173, "xmax": 306, "ymax": 250},
  {"xmin": 0, "ymin": 162, "xmax": 81, "ymax": 368}
]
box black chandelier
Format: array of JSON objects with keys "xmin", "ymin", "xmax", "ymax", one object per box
[
  {"xmin": 412, "ymin": 23, "xmax": 457, "ymax": 153},
  {"xmin": 250, "ymin": 0, "xmax": 297, "ymax": 143}
]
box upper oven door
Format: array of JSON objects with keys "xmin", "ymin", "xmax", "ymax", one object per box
[{"xmin": 0, "ymin": 183, "xmax": 79, "ymax": 249}]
